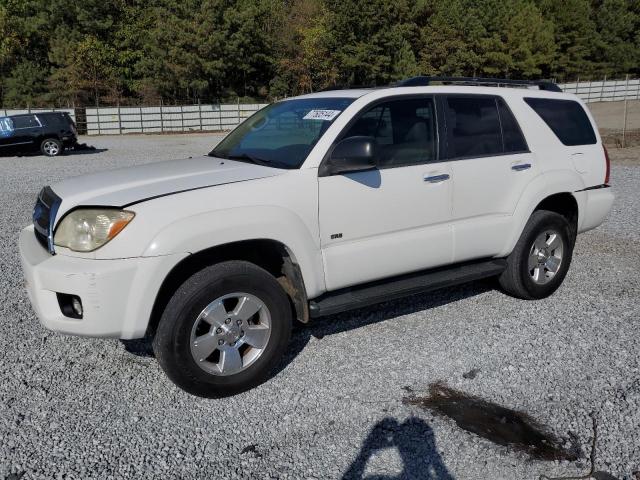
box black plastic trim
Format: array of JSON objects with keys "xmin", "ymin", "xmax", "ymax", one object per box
[
  {"xmin": 394, "ymin": 76, "xmax": 562, "ymax": 92},
  {"xmin": 575, "ymin": 184, "xmax": 610, "ymax": 192},
  {"xmin": 57, "ymin": 293, "xmax": 83, "ymax": 319},
  {"xmin": 308, "ymin": 258, "xmax": 507, "ymax": 318}
]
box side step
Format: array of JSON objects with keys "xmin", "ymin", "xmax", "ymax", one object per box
[{"xmin": 308, "ymin": 259, "xmax": 507, "ymax": 318}]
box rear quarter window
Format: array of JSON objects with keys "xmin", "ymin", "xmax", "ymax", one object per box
[
  {"xmin": 38, "ymin": 113, "xmax": 68, "ymax": 127},
  {"xmin": 524, "ymin": 98, "xmax": 597, "ymax": 146}
]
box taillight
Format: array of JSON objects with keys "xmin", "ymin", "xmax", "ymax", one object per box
[{"xmin": 603, "ymin": 145, "xmax": 611, "ymax": 185}]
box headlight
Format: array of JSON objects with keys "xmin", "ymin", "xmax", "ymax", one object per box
[{"xmin": 54, "ymin": 209, "xmax": 135, "ymax": 252}]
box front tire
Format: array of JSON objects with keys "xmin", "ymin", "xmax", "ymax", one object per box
[
  {"xmin": 499, "ymin": 210, "xmax": 575, "ymax": 300},
  {"xmin": 40, "ymin": 138, "xmax": 63, "ymax": 157},
  {"xmin": 153, "ymin": 261, "xmax": 292, "ymax": 397}
]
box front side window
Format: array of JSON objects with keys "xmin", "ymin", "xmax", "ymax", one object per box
[
  {"xmin": 342, "ymin": 97, "xmax": 437, "ymax": 167},
  {"xmin": 211, "ymin": 97, "xmax": 354, "ymax": 169},
  {"xmin": 524, "ymin": 97, "xmax": 596, "ymax": 146},
  {"xmin": 445, "ymin": 96, "xmax": 502, "ymax": 159},
  {"xmin": 11, "ymin": 115, "xmax": 40, "ymax": 129}
]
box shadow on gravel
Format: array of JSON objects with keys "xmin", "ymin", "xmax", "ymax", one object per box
[
  {"xmin": 121, "ymin": 338, "xmax": 154, "ymax": 357},
  {"xmin": 8, "ymin": 146, "xmax": 108, "ymax": 158},
  {"xmin": 404, "ymin": 382, "xmax": 581, "ymax": 462},
  {"xmin": 64, "ymin": 147, "xmax": 108, "ymax": 156},
  {"xmin": 272, "ymin": 281, "xmax": 493, "ymax": 377},
  {"xmin": 343, "ymin": 417, "xmax": 453, "ymax": 480}
]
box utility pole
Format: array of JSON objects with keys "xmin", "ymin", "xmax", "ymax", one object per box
[{"xmin": 622, "ymin": 74, "xmax": 629, "ymax": 148}]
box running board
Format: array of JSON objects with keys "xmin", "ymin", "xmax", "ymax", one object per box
[{"xmin": 308, "ymin": 259, "xmax": 507, "ymax": 318}]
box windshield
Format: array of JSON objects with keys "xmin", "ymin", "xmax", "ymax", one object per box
[{"xmin": 210, "ymin": 97, "xmax": 355, "ymax": 169}]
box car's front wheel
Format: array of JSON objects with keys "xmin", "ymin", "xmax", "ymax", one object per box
[
  {"xmin": 40, "ymin": 138, "xmax": 63, "ymax": 157},
  {"xmin": 499, "ymin": 210, "xmax": 575, "ymax": 300},
  {"xmin": 153, "ymin": 261, "xmax": 292, "ymax": 397}
]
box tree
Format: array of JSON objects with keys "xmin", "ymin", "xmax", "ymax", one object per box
[
  {"xmin": 0, "ymin": 0, "xmax": 638, "ymax": 106},
  {"xmin": 593, "ymin": 0, "xmax": 640, "ymax": 76},
  {"xmin": 537, "ymin": 0, "xmax": 598, "ymax": 80}
]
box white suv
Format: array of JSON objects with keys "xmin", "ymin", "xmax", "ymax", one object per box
[{"xmin": 19, "ymin": 77, "xmax": 614, "ymax": 397}]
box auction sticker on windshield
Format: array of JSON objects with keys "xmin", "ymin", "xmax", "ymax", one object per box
[{"xmin": 303, "ymin": 110, "xmax": 341, "ymax": 121}]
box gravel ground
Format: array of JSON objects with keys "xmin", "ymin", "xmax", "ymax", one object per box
[{"xmin": 0, "ymin": 136, "xmax": 638, "ymax": 480}]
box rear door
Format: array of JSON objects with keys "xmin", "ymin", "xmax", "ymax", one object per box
[
  {"xmin": 442, "ymin": 95, "xmax": 537, "ymax": 262},
  {"xmin": 8, "ymin": 115, "xmax": 42, "ymax": 151},
  {"xmin": 318, "ymin": 96, "xmax": 454, "ymax": 291}
]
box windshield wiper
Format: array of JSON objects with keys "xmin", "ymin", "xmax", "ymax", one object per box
[
  {"xmin": 208, "ymin": 149, "xmax": 228, "ymax": 159},
  {"xmin": 226, "ymin": 152, "xmax": 273, "ymax": 166},
  {"xmin": 220, "ymin": 152, "xmax": 293, "ymax": 169}
]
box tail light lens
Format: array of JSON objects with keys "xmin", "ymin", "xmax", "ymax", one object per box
[{"xmin": 603, "ymin": 145, "xmax": 611, "ymax": 185}]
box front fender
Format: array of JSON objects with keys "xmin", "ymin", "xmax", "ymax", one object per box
[{"xmin": 142, "ymin": 205, "xmax": 325, "ymax": 298}]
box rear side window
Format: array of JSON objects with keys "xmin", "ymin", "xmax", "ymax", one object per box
[
  {"xmin": 445, "ymin": 96, "xmax": 502, "ymax": 158},
  {"xmin": 11, "ymin": 115, "xmax": 40, "ymax": 129},
  {"xmin": 524, "ymin": 98, "xmax": 596, "ymax": 146},
  {"xmin": 497, "ymin": 98, "xmax": 528, "ymax": 152}
]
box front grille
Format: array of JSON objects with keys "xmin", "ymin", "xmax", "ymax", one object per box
[{"xmin": 33, "ymin": 186, "xmax": 62, "ymax": 254}]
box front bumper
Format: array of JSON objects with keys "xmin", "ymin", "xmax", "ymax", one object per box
[{"xmin": 19, "ymin": 225, "xmax": 188, "ymax": 339}]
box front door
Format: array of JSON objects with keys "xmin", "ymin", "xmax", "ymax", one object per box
[{"xmin": 318, "ymin": 96, "xmax": 454, "ymax": 291}]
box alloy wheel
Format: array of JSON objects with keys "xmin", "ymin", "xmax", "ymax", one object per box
[{"xmin": 189, "ymin": 292, "xmax": 271, "ymax": 376}]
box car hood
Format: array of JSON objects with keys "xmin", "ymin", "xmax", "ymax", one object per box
[{"xmin": 51, "ymin": 156, "xmax": 286, "ymax": 219}]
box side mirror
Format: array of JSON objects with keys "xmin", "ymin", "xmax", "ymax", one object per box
[{"xmin": 324, "ymin": 136, "xmax": 377, "ymax": 175}]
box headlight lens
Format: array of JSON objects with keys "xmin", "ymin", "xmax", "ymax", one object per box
[{"xmin": 54, "ymin": 209, "xmax": 135, "ymax": 252}]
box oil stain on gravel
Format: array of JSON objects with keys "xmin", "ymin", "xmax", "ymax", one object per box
[{"xmin": 404, "ymin": 382, "xmax": 581, "ymax": 461}]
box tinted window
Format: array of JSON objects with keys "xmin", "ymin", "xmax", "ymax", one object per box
[
  {"xmin": 11, "ymin": 115, "xmax": 39, "ymax": 129},
  {"xmin": 524, "ymin": 98, "xmax": 596, "ymax": 146},
  {"xmin": 497, "ymin": 98, "xmax": 528, "ymax": 152},
  {"xmin": 211, "ymin": 97, "xmax": 354, "ymax": 169},
  {"xmin": 0, "ymin": 117, "xmax": 13, "ymax": 137},
  {"xmin": 343, "ymin": 97, "xmax": 437, "ymax": 167},
  {"xmin": 445, "ymin": 96, "xmax": 502, "ymax": 158},
  {"xmin": 38, "ymin": 113, "xmax": 68, "ymax": 127}
]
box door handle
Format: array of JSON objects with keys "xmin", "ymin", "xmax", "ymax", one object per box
[
  {"xmin": 511, "ymin": 163, "xmax": 531, "ymax": 171},
  {"xmin": 424, "ymin": 174, "xmax": 450, "ymax": 183}
]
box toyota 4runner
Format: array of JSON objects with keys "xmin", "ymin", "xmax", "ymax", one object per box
[{"xmin": 19, "ymin": 77, "xmax": 614, "ymax": 397}]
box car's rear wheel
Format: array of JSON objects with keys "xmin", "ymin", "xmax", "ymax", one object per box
[
  {"xmin": 153, "ymin": 261, "xmax": 292, "ymax": 397},
  {"xmin": 499, "ymin": 210, "xmax": 575, "ymax": 300},
  {"xmin": 40, "ymin": 138, "xmax": 63, "ymax": 157}
]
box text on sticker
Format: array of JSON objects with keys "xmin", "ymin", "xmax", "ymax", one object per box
[{"xmin": 303, "ymin": 110, "xmax": 341, "ymax": 121}]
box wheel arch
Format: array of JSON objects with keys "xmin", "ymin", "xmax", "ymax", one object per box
[
  {"xmin": 500, "ymin": 187, "xmax": 582, "ymax": 257},
  {"xmin": 534, "ymin": 192, "xmax": 579, "ymax": 238},
  {"xmin": 146, "ymin": 238, "xmax": 310, "ymax": 337}
]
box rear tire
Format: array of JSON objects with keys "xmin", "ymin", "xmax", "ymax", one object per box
[
  {"xmin": 40, "ymin": 138, "xmax": 63, "ymax": 157},
  {"xmin": 153, "ymin": 261, "xmax": 292, "ymax": 397},
  {"xmin": 499, "ymin": 210, "xmax": 574, "ymax": 300}
]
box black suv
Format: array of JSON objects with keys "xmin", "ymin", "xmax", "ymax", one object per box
[{"xmin": 0, "ymin": 112, "xmax": 78, "ymax": 157}]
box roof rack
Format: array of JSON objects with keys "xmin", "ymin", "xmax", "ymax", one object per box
[{"xmin": 394, "ymin": 76, "xmax": 562, "ymax": 92}]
